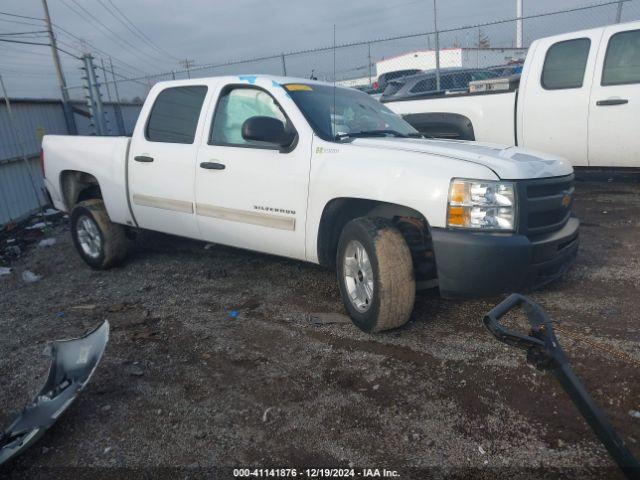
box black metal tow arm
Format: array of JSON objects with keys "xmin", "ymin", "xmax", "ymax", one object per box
[{"xmin": 483, "ymin": 293, "xmax": 639, "ymax": 480}]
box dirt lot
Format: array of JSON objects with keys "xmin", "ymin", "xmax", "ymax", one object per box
[{"xmin": 0, "ymin": 178, "xmax": 639, "ymax": 479}]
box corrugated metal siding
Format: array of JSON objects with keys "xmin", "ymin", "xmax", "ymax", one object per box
[
  {"xmin": 0, "ymin": 101, "xmax": 68, "ymax": 161},
  {"xmin": 0, "ymin": 99, "xmax": 142, "ymax": 226},
  {"xmin": 0, "ymin": 156, "xmax": 46, "ymax": 225}
]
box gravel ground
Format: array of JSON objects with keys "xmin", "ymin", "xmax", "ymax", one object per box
[{"xmin": 0, "ymin": 178, "xmax": 638, "ymax": 479}]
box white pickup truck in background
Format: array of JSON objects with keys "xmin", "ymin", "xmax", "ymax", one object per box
[
  {"xmin": 386, "ymin": 21, "xmax": 640, "ymax": 168},
  {"xmin": 42, "ymin": 75, "xmax": 579, "ymax": 333}
]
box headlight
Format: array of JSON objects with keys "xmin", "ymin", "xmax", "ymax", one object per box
[{"xmin": 447, "ymin": 179, "xmax": 516, "ymax": 231}]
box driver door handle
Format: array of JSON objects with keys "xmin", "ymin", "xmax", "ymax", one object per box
[
  {"xmin": 200, "ymin": 161, "xmax": 226, "ymax": 170},
  {"xmin": 134, "ymin": 155, "xmax": 154, "ymax": 163},
  {"xmin": 596, "ymin": 98, "xmax": 628, "ymax": 106}
]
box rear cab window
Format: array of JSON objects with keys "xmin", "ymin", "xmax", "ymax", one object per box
[
  {"xmin": 145, "ymin": 86, "xmax": 208, "ymax": 144},
  {"xmin": 541, "ymin": 38, "xmax": 591, "ymax": 89},
  {"xmin": 602, "ymin": 29, "xmax": 640, "ymax": 86}
]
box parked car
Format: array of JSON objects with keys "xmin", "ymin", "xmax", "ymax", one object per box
[
  {"xmin": 385, "ymin": 21, "xmax": 640, "ymax": 168},
  {"xmin": 42, "ymin": 75, "xmax": 579, "ymax": 332},
  {"xmin": 381, "ymin": 64, "xmax": 523, "ymax": 101},
  {"xmin": 372, "ymin": 69, "xmax": 422, "ymax": 93}
]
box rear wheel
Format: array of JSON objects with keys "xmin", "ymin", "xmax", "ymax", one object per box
[
  {"xmin": 337, "ymin": 217, "xmax": 415, "ymax": 332},
  {"xmin": 70, "ymin": 199, "xmax": 131, "ymax": 269}
]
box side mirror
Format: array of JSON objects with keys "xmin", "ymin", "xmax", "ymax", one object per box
[{"xmin": 241, "ymin": 116, "xmax": 294, "ymax": 147}]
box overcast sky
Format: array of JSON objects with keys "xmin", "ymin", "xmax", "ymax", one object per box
[{"xmin": 0, "ymin": 0, "xmax": 636, "ymax": 99}]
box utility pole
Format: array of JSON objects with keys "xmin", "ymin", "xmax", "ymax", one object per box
[
  {"xmin": 100, "ymin": 58, "xmax": 113, "ymax": 103},
  {"xmin": 41, "ymin": 0, "xmax": 77, "ymax": 134},
  {"xmin": 280, "ymin": 53, "xmax": 287, "ymax": 76},
  {"xmin": 433, "ymin": 0, "xmax": 441, "ymax": 91},
  {"xmin": 516, "ymin": 0, "xmax": 523, "ymax": 48},
  {"xmin": 616, "ymin": 1, "xmax": 624, "ymax": 23},
  {"xmin": 81, "ymin": 54, "xmax": 108, "ymax": 135},
  {"xmin": 179, "ymin": 59, "xmax": 195, "ymax": 79},
  {"xmin": 108, "ymin": 57, "xmax": 126, "ymax": 135}
]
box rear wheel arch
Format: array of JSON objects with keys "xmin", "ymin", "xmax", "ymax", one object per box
[{"xmin": 60, "ymin": 170, "xmax": 103, "ymax": 210}]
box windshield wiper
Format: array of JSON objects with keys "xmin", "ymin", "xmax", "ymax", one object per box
[{"xmin": 335, "ymin": 129, "xmax": 411, "ymax": 140}]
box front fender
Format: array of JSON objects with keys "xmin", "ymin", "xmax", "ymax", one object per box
[{"xmin": 304, "ymin": 139, "xmax": 498, "ymax": 262}]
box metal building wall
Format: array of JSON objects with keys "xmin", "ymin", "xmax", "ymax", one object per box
[
  {"xmin": 0, "ymin": 156, "xmax": 46, "ymax": 225},
  {"xmin": 0, "ymin": 98, "xmax": 142, "ymax": 226}
]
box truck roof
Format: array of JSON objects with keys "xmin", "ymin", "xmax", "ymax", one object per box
[
  {"xmin": 529, "ymin": 19, "xmax": 640, "ymax": 46},
  {"xmin": 149, "ymin": 74, "xmax": 344, "ymax": 91}
]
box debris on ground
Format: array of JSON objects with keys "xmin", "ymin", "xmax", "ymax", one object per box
[
  {"xmin": 37, "ymin": 238, "xmax": 56, "ymax": 248},
  {"xmin": 0, "ymin": 321, "xmax": 109, "ymax": 466},
  {"xmin": 630, "ymin": 410, "xmax": 640, "ymax": 419},
  {"xmin": 21, "ymin": 270, "xmax": 41, "ymax": 283},
  {"xmin": 0, "ymin": 267, "xmax": 11, "ymax": 276},
  {"xmin": 262, "ymin": 407, "xmax": 275, "ymax": 423},
  {"xmin": 1, "ymin": 209, "xmax": 68, "ymax": 268},
  {"xmin": 25, "ymin": 222, "xmax": 49, "ymax": 230}
]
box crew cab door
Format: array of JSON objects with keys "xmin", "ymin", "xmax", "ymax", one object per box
[
  {"xmin": 519, "ymin": 30, "xmax": 602, "ymax": 166},
  {"xmin": 128, "ymin": 84, "xmax": 209, "ymax": 238},
  {"xmin": 194, "ymin": 82, "xmax": 311, "ymax": 260},
  {"xmin": 588, "ymin": 25, "xmax": 640, "ymax": 167}
]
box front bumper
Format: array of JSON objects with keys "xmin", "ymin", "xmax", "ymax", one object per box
[{"xmin": 431, "ymin": 217, "xmax": 579, "ymax": 298}]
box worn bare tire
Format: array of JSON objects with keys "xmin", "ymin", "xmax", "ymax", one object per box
[
  {"xmin": 70, "ymin": 199, "xmax": 131, "ymax": 269},
  {"xmin": 337, "ymin": 217, "xmax": 415, "ymax": 333}
]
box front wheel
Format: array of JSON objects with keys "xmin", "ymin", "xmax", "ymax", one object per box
[
  {"xmin": 70, "ymin": 199, "xmax": 131, "ymax": 269},
  {"xmin": 337, "ymin": 218, "xmax": 415, "ymax": 332}
]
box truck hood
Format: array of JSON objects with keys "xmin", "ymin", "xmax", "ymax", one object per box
[{"xmin": 350, "ymin": 137, "xmax": 573, "ymax": 180}]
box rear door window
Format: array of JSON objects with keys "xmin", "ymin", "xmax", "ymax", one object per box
[
  {"xmin": 541, "ymin": 38, "xmax": 591, "ymax": 90},
  {"xmin": 146, "ymin": 86, "xmax": 208, "ymax": 144},
  {"xmin": 602, "ymin": 29, "xmax": 640, "ymax": 86}
]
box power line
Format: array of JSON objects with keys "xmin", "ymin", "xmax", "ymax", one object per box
[
  {"xmin": 0, "ymin": 37, "xmax": 81, "ymax": 59},
  {"xmin": 57, "ymin": 0, "xmax": 171, "ymax": 70},
  {"xmin": 52, "ymin": 23, "xmax": 151, "ymax": 76},
  {"xmin": 0, "ymin": 17, "xmax": 45, "ymax": 28},
  {"xmin": 0, "ymin": 30, "xmax": 49, "ymax": 35},
  {"xmin": 0, "ymin": 11, "xmax": 44, "ymax": 21},
  {"xmin": 99, "ymin": 0, "xmax": 179, "ymax": 60},
  {"xmin": 0, "ymin": 8, "xmax": 151, "ymax": 77}
]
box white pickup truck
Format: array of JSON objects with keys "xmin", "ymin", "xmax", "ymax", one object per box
[
  {"xmin": 42, "ymin": 75, "xmax": 579, "ymax": 332},
  {"xmin": 386, "ymin": 21, "xmax": 640, "ymax": 168}
]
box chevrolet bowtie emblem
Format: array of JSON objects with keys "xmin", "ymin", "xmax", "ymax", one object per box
[{"xmin": 561, "ymin": 193, "xmax": 572, "ymax": 207}]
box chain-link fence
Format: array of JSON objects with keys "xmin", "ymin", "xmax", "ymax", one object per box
[{"xmin": 62, "ymin": 0, "xmax": 640, "ymax": 115}]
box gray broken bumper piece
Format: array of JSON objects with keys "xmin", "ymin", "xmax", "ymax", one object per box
[{"xmin": 0, "ymin": 321, "xmax": 109, "ymax": 466}]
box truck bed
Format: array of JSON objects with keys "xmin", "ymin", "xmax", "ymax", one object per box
[
  {"xmin": 42, "ymin": 135, "xmax": 134, "ymax": 226},
  {"xmin": 386, "ymin": 90, "xmax": 517, "ymax": 146}
]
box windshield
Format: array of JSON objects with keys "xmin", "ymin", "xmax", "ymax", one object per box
[{"xmin": 284, "ymin": 83, "xmax": 419, "ymax": 141}]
